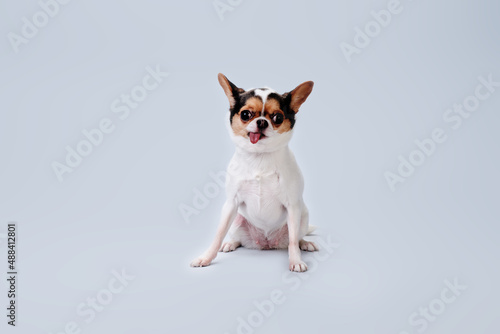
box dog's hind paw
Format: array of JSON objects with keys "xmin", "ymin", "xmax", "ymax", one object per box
[
  {"xmin": 299, "ymin": 240, "xmax": 319, "ymax": 252},
  {"xmin": 219, "ymin": 241, "xmax": 241, "ymax": 252}
]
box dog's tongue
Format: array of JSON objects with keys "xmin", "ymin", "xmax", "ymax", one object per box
[{"xmin": 249, "ymin": 132, "xmax": 261, "ymax": 144}]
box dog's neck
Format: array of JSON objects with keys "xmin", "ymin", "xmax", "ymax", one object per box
[
  {"xmin": 234, "ymin": 145, "xmax": 288, "ymax": 158},
  {"xmin": 232, "ymin": 146, "xmax": 290, "ymax": 173}
]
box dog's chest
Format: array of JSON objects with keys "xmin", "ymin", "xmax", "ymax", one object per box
[{"xmin": 236, "ymin": 171, "xmax": 287, "ymax": 229}]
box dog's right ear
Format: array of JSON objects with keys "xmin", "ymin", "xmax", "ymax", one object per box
[{"xmin": 218, "ymin": 73, "xmax": 244, "ymax": 109}]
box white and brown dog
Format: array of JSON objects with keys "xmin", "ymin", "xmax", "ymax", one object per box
[{"xmin": 190, "ymin": 74, "xmax": 316, "ymax": 272}]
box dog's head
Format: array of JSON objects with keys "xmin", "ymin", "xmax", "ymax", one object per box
[{"xmin": 218, "ymin": 73, "xmax": 313, "ymax": 153}]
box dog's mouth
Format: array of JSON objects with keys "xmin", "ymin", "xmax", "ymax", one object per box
[{"xmin": 248, "ymin": 132, "xmax": 265, "ymax": 144}]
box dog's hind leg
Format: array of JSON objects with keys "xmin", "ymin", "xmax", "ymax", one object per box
[{"xmin": 298, "ymin": 208, "xmax": 319, "ymax": 252}]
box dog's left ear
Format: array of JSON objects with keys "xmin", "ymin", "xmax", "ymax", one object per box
[
  {"xmin": 218, "ymin": 73, "xmax": 245, "ymax": 109},
  {"xmin": 284, "ymin": 81, "xmax": 314, "ymax": 113}
]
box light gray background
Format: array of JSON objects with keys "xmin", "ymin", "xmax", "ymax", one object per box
[{"xmin": 1, "ymin": 0, "xmax": 499, "ymax": 333}]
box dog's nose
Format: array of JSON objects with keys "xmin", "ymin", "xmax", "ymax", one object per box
[{"xmin": 257, "ymin": 119, "xmax": 268, "ymax": 130}]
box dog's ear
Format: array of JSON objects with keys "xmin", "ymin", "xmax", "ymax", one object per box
[
  {"xmin": 218, "ymin": 73, "xmax": 244, "ymax": 109},
  {"xmin": 283, "ymin": 81, "xmax": 314, "ymax": 113}
]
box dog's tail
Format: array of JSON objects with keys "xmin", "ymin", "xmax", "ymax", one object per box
[{"xmin": 307, "ymin": 225, "xmax": 317, "ymax": 235}]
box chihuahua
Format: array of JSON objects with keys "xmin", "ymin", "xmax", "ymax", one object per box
[{"xmin": 190, "ymin": 74, "xmax": 316, "ymax": 272}]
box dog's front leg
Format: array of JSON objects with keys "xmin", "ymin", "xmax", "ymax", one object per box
[
  {"xmin": 190, "ymin": 199, "xmax": 238, "ymax": 267},
  {"xmin": 287, "ymin": 204, "xmax": 307, "ymax": 272}
]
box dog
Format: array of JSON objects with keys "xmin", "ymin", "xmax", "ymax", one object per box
[{"xmin": 190, "ymin": 73, "xmax": 317, "ymax": 272}]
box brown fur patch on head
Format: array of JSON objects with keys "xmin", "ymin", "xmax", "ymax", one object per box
[
  {"xmin": 275, "ymin": 118, "xmax": 293, "ymax": 133},
  {"xmin": 231, "ymin": 115, "xmax": 249, "ymax": 138},
  {"xmin": 231, "ymin": 97, "xmax": 263, "ymax": 137},
  {"xmin": 264, "ymin": 98, "xmax": 280, "ymax": 115},
  {"xmin": 241, "ymin": 97, "xmax": 263, "ymax": 115},
  {"xmin": 264, "ymin": 98, "xmax": 293, "ymax": 133}
]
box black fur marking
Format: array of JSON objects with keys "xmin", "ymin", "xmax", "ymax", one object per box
[
  {"xmin": 268, "ymin": 92, "xmax": 296, "ymax": 129},
  {"xmin": 229, "ymin": 90, "xmax": 258, "ymax": 124},
  {"xmin": 228, "ymin": 89, "xmax": 296, "ymax": 129}
]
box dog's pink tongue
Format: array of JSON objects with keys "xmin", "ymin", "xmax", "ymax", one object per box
[{"xmin": 249, "ymin": 132, "xmax": 261, "ymax": 144}]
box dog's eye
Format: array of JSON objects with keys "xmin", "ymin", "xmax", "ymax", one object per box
[
  {"xmin": 240, "ymin": 110, "xmax": 252, "ymax": 121},
  {"xmin": 272, "ymin": 113, "xmax": 284, "ymax": 125}
]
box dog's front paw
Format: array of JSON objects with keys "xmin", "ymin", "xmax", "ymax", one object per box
[
  {"xmin": 190, "ymin": 256, "xmax": 213, "ymax": 267},
  {"xmin": 289, "ymin": 260, "xmax": 308, "ymax": 272}
]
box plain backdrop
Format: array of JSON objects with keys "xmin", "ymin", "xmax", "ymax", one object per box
[{"xmin": 1, "ymin": 0, "xmax": 499, "ymax": 333}]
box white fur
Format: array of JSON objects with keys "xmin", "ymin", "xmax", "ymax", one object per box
[
  {"xmin": 228, "ymin": 109, "xmax": 293, "ymax": 153},
  {"xmin": 253, "ymin": 87, "xmax": 275, "ymax": 111},
  {"xmin": 191, "ymin": 87, "xmax": 316, "ymax": 272}
]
